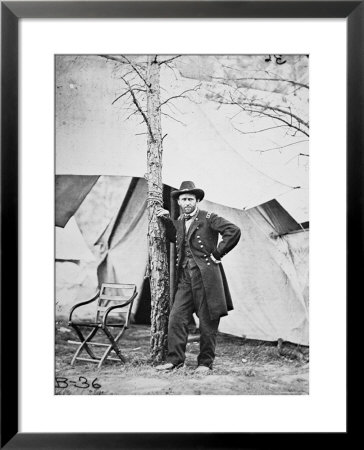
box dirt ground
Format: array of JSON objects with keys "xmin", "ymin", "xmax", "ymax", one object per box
[{"xmin": 55, "ymin": 321, "xmax": 309, "ymax": 395}]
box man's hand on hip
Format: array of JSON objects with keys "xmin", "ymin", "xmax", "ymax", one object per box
[{"xmin": 210, "ymin": 253, "xmax": 221, "ymax": 264}]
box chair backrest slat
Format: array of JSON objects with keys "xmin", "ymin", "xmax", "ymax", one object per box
[
  {"xmin": 101, "ymin": 282, "xmax": 135, "ymax": 288},
  {"xmin": 97, "ymin": 305, "xmax": 130, "ymax": 312},
  {"xmin": 99, "ymin": 294, "xmax": 130, "ymax": 301},
  {"xmin": 95, "ymin": 283, "xmax": 137, "ymax": 323}
]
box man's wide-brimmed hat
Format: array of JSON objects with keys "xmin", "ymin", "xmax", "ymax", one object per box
[{"xmin": 171, "ymin": 181, "xmax": 205, "ymax": 201}]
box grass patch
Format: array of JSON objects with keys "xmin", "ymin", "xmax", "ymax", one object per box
[{"xmin": 55, "ymin": 320, "xmax": 309, "ymax": 395}]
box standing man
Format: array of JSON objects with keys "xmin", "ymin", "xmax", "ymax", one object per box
[{"xmin": 156, "ymin": 181, "xmax": 241, "ymax": 373}]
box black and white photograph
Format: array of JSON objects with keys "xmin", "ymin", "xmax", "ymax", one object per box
[{"xmin": 55, "ymin": 54, "xmax": 309, "ymax": 396}]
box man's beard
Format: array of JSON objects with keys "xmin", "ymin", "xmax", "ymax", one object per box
[{"xmin": 183, "ymin": 206, "xmax": 196, "ymax": 214}]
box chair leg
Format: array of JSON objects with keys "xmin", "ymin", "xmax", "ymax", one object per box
[
  {"xmin": 97, "ymin": 343, "xmax": 114, "ymax": 368},
  {"xmin": 101, "ymin": 326, "xmax": 126, "ymax": 365},
  {"xmin": 97, "ymin": 327, "xmax": 128, "ymax": 368},
  {"xmin": 70, "ymin": 325, "xmax": 98, "ymax": 365}
]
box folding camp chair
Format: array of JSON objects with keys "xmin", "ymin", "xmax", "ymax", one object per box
[{"xmin": 68, "ymin": 283, "xmax": 137, "ymax": 368}]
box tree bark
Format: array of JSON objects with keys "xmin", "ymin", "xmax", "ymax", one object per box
[{"xmin": 146, "ymin": 55, "xmax": 170, "ymax": 363}]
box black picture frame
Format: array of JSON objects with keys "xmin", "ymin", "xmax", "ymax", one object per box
[{"xmin": 1, "ymin": 1, "xmax": 357, "ymax": 448}]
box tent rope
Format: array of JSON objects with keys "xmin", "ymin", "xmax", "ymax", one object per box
[
  {"xmin": 245, "ymin": 209, "xmax": 308, "ymax": 267},
  {"xmin": 147, "ymin": 190, "xmax": 163, "ymax": 207}
]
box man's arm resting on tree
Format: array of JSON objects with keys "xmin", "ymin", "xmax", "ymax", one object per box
[{"xmin": 156, "ymin": 207, "xmax": 176, "ymax": 242}]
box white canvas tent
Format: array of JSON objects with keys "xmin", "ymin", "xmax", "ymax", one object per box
[
  {"xmin": 55, "ymin": 55, "xmax": 309, "ymax": 345},
  {"xmin": 55, "ymin": 216, "xmax": 98, "ymax": 317},
  {"xmin": 56, "ymin": 175, "xmax": 308, "ymax": 345},
  {"xmin": 56, "ymin": 216, "xmax": 95, "ymax": 262}
]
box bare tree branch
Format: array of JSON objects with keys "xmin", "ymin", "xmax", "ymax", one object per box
[
  {"xmin": 232, "ymin": 124, "xmax": 288, "ymax": 135},
  {"xmin": 284, "ymin": 152, "xmax": 310, "ymax": 165},
  {"xmin": 212, "ymin": 75, "xmax": 309, "ymax": 89},
  {"xmin": 239, "ymin": 100, "xmax": 309, "ymax": 129},
  {"xmin": 125, "ymin": 109, "xmax": 142, "ymax": 121},
  {"xmin": 229, "ymin": 109, "xmax": 245, "ymax": 120},
  {"xmin": 251, "ymin": 139, "xmax": 309, "ymax": 153},
  {"xmin": 165, "ymin": 99, "xmax": 184, "ymax": 116},
  {"xmin": 159, "ymin": 84, "xmax": 201, "ymax": 109},
  {"xmin": 204, "ymin": 59, "xmax": 309, "ymax": 143},
  {"xmin": 119, "ymin": 69, "xmax": 136, "ymax": 79},
  {"xmin": 158, "ymin": 55, "xmax": 182, "ymax": 66},
  {"xmin": 119, "ymin": 74, "xmax": 155, "ymax": 142},
  {"xmin": 120, "ymin": 55, "xmax": 150, "ymax": 87},
  {"xmin": 161, "ymin": 112, "xmax": 186, "ymax": 126},
  {"xmin": 163, "ymin": 62, "xmax": 180, "ymax": 81},
  {"xmin": 100, "ymin": 54, "xmax": 150, "ymax": 87},
  {"xmin": 214, "ymin": 92, "xmax": 309, "ymax": 137},
  {"xmin": 239, "ymin": 106, "xmax": 309, "ymax": 137},
  {"xmin": 111, "ymin": 90, "xmax": 130, "ymax": 105}
]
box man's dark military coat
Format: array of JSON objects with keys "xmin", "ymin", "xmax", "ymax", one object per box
[{"xmin": 164, "ymin": 209, "xmax": 241, "ymax": 320}]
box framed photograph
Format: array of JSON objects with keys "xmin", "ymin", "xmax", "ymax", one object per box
[{"xmin": 1, "ymin": 0, "xmax": 356, "ymax": 447}]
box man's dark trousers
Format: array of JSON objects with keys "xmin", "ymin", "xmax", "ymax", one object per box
[{"xmin": 166, "ymin": 258, "xmax": 220, "ymax": 368}]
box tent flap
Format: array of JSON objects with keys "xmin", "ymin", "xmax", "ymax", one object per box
[{"xmin": 55, "ymin": 175, "xmax": 99, "ymax": 227}]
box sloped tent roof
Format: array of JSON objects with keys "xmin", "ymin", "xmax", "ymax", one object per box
[
  {"xmin": 56, "ymin": 175, "xmax": 99, "ymax": 228},
  {"xmin": 56, "ymin": 175, "xmax": 308, "ymax": 345}
]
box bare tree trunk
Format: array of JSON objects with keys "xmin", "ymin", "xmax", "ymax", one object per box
[{"xmin": 146, "ymin": 55, "xmax": 170, "ymax": 363}]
